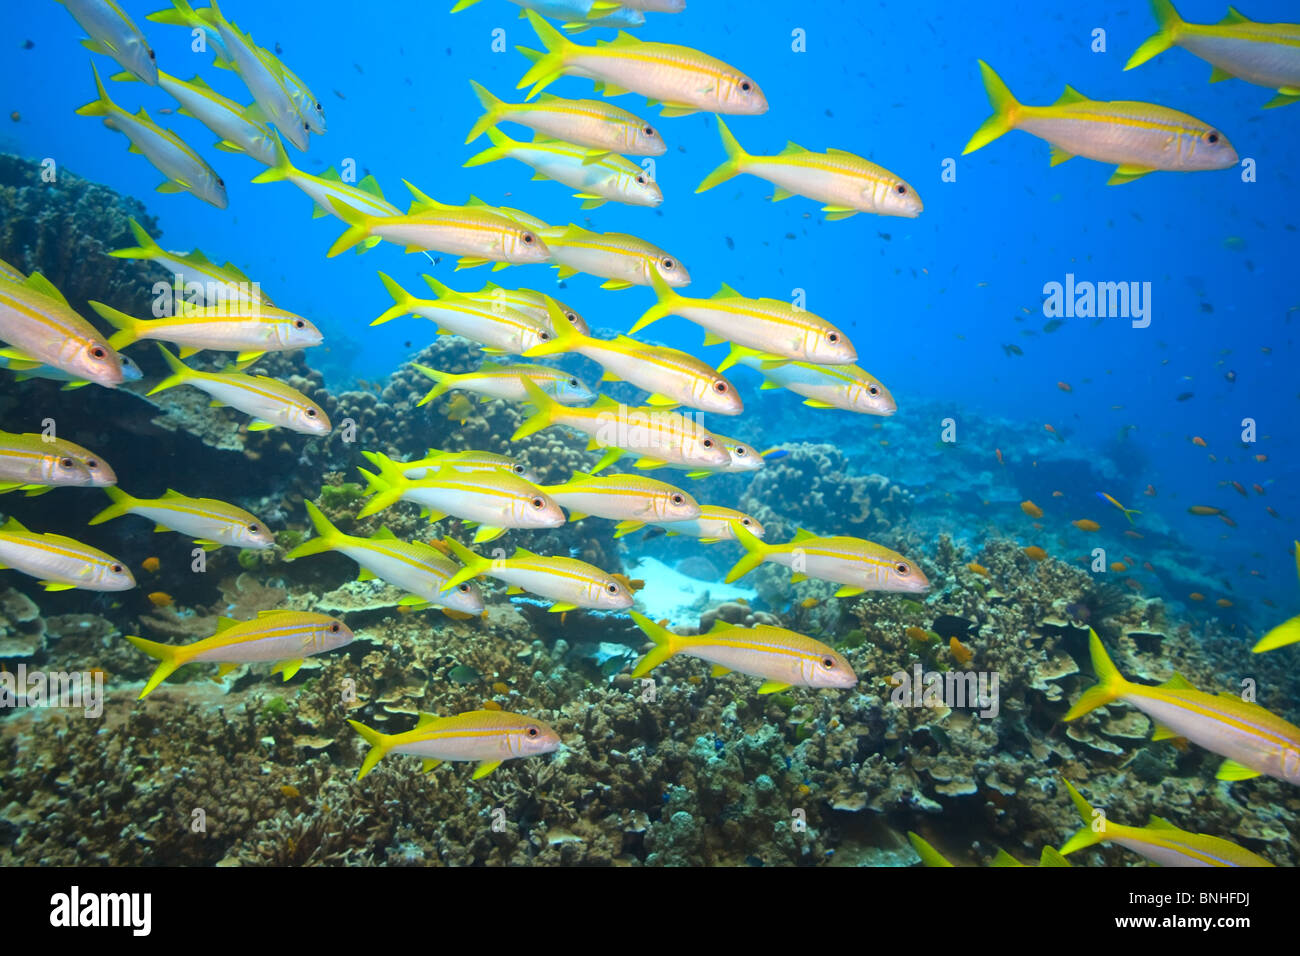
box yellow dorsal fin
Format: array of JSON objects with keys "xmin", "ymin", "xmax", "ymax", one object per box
[
  {"xmin": 371, "ymin": 526, "xmax": 398, "ymax": 540},
  {"xmin": 416, "ymin": 712, "xmax": 441, "ymax": 728},
  {"xmin": 707, "ymin": 619, "xmax": 729, "ymax": 633},
  {"xmin": 791, "ymin": 527, "xmax": 817, "ymax": 543},
  {"xmin": 214, "ymin": 616, "xmax": 241, "ymax": 632},
  {"xmin": 1158, "ymin": 673, "xmax": 1195, "ymax": 691},
  {"xmin": 777, "ymin": 141, "xmax": 808, "ymax": 156},
  {"xmin": 0, "ymin": 515, "xmax": 30, "ymax": 533},
  {"xmin": 322, "ymin": 166, "xmax": 342, "ymax": 182},
  {"xmin": 511, "ymin": 545, "xmax": 538, "ymax": 558},
  {"xmin": 1145, "ymin": 815, "xmax": 1183, "ymax": 832},
  {"xmin": 1220, "ymin": 6, "xmax": 1249, "ymax": 24},
  {"xmin": 1053, "ymin": 85, "xmax": 1088, "ymax": 106},
  {"xmin": 22, "ymin": 271, "xmax": 70, "ymax": 306},
  {"xmin": 711, "ymin": 283, "xmax": 742, "ymax": 299},
  {"xmin": 357, "ymin": 174, "xmax": 385, "ymax": 199}
]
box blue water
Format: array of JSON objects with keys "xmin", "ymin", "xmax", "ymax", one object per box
[{"xmin": 4, "ymin": 0, "xmax": 1297, "ymax": 617}]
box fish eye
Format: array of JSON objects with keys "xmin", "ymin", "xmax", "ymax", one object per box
[
  {"xmin": 458, "ymin": 583, "xmax": 471, "ymax": 592},
  {"xmin": 514, "ymin": 464, "xmax": 525, "ymax": 474},
  {"xmin": 733, "ymin": 446, "xmax": 745, "ymax": 456},
  {"xmin": 702, "ymin": 439, "xmax": 713, "ymax": 448},
  {"xmin": 85, "ymin": 459, "xmax": 98, "ymax": 468},
  {"xmin": 522, "ymin": 232, "xmax": 535, "ymax": 244},
  {"xmin": 671, "ymin": 494, "xmax": 683, "ymax": 504},
  {"xmin": 91, "ymin": 346, "xmax": 106, "ymax": 359},
  {"xmin": 217, "ymin": 178, "xmax": 225, "ymax": 187},
  {"xmin": 895, "ymin": 562, "xmax": 910, "ymax": 575},
  {"xmin": 1206, "ymin": 131, "xmax": 1219, "ymax": 144},
  {"xmin": 868, "ymin": 384, "xmax": 880, "ymax": 395},
  {"xmin": 896, "ymin": 184, "xmax": 907, "ymax": 194},
  {"xmin": 531, "ymin": 497, "xmax": 544, "ymax": 509},
  {"xmin": 60, "ymin": 458, "xmax": 75, "ymax": 468},
  {"xmin": 568, "ymin": 378, "xmax": 579, "ymax": 387},
  {"xmin": 248, "ymin": 524, "xmax": 260, "ymax": 533},
  {"xmin": 314, "ymin": 102, "xmax": 321, "ymax": 111},
  {"xmin": 111, "ymin": 564, "xmax": 123, "ymax": 573},
  {"xmin": 148, "ymin": 49, "xmax": 156, "ymax": 61},
  {"xmin": 828, "ymin": 332, "xmax": 839, "ymax": 343},
  {"xmin": 636, "ymin": 175, "xmax": 646, "ymax": 184},
  {"xmin": 305, "ymin": 408, "xmax": 317, "ymax": 417},
  {"xmin": 643, "ymin": 127, "xmax": 656, "ymax": 137},
  {"xmin": 661, "ymin": 257, "xmax": 674, "ymax": 270},
  {"xmin": 740, "ymin": 80, "xmax": 752, "ymax": 92},
  {"xmin": 565, "ymin": 311, "xmax": 578, "ymax": 323},
  {"xmin": 330, "ymin": 622, "xmax": 341, "ymax": 633},
  {"xmin": 539, "ymin": 330, "xmax": 550, "ymax": 341},
  {"xmin": 606, "ymin": 583, "xmax": 619, "ymax": 593},
  {"xmin": 741, "ymin": 518, "xmax": 751, "ymax": 525},
  {"xmin": 526, "ymin": 726, "xmax": 539, "ymax": 737},
  {"xmin": 822, "ymin": 657, "xmax": 835, "ymax": 668},
  {"xmin": 294, "ymin": 319, "xmax": 305, "ymax": 328}
]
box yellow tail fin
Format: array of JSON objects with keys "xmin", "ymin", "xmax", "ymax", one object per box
[
  {"xmin": 347, "ymin": 719, "xmax": 394, "ymax": 780},
  {"xmin": 907, "ymin": 832, "xmax": 955, "ymax": 867},
  {"xmin": 87, "ymin": 485, "xmax": 137, "ymax": 525},
  {"xmin": 1063, "ymin": 629, "xmax": 1129, "ymax": 719},
  {"xmin": 284, "ymin": 500, "xmax": 345, "ymax": 560},
  {"xmin": 325, "ymin": 198, "xmax": 374, "ymax": 258},
  {"xmin": 1125, "ymin": 0, "xmax": 1183, "ymax": 71},
  {"xmin": 146, "ymin": 344, "xmax": 196, "ymax": 395},
  {"xmin": 696, "ymin": 117, "xmax": 749, "ymax": 193},
  {"xmin": 440, "ymin": 536, "xmax": 491, "ymax": 590},
  {"xmin": 466, "ymin": 79, "xmax": 507, "ymax": 144},
  {"xmin": 630, "ymin": 268, "xmax": 681, "ymax": 333},
  {"xmin": 962, "ymin": 60, "xmax": 1020, "ymax": 155},
  {"xmin": 74, "ymin": 62, "xmax": 115, "ymax": 117},
  {"xmin": 125, "ymin": 635, "xmax": 185, "ymax": 699},
  {"xmin": 372, "ymin": 272, "xmax": 419, "ymax": 325},
  {"xmin": 1058, "ymin": 779, "xmax": 1108, "ymax": 855},
  {"xmin": 629, "ymin": 610, "xmax": 678, "ymax": 678},
  {"xmin": 724, "ymin": 521, "xmax": 772, "ymax": 583},
  {"xmin": 512, "ymin": 378, "xmax": 559, "ymax": 440},
  {"xmin": 89, "ymin": 301, "xmax": 145, "ymax": 351},
  {"xmin": 516, "ymin": 10, "xmax": 574, "ymax": 98}
]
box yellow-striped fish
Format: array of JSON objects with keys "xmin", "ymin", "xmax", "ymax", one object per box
[
  {"xmin": 465, "ymin": 128, "xmax": 663, "ymax": 209},
  {"xmin": 356, "ymin": 451, "xmax": 565, "ymax": 542},
  {"xmin": 108, "ymin": 218, "xmax": 274, "ymax": 307},
  {"xmin": 635, "ymin": 269, "xmax": 857, "ymax": 370},
  {"xmin": 736, "ymin": 354, "xmax": 897, "ymax": 415},
  {"xmin": 908, "ymin": 832, "xmax": 1071, "ymax": 868},
  {"xmin": 629, "ymin": 611, "xmax": 856, "ymax": 693},
  {"xmin": 513, "ymin": 379, "xmax": 731, "ymax": 472},
  {"xmin": 147, "ymin": 345, "xmax": 331, "ymax": 434},
  {"xmin": 285, "ymin": 501, "xmax": 484, "ymax": 615},
  {"xmin": 91, "ymin": 300, "xmax": 321, "ymax": 362},
  {"xmin": 0, "ymin": 270, "xmax": 125, "ymax": 387},
  {"xmin": 525, "ymin": 298, "xmax": 741, "ymax": 414},
  {"xmin": 414, "ymin": 361, "xmax": 595, "ymax": 407},
  {"xmin": 517, "ymin": 10, "xmax": 768, "ymax": 117},
  {"xmin": 680, "ymin": 431, "xmax": 764, "ymax": 480},
  {"xmin": 0, "ymin": 516, "xmax": 135, "ymax": 592},
  {"xmin": 76, "ymin": 64, "xmax": 228, "ymax": 207},
  {"xmin": 726, "ymin": 523, "xmax": 929, "ymax": 597},
  {"xmin": 88, "ymin": 486, "xmax": 273, "ymax": 551},
  {"xmin": 0, "ymin": 350, "xmax": 141, "ymax": 390},
  {"xmin": 401, "ymin": 448, "xmax": 537, "ymax": 482},
  {"xmin": 1066, "ymin": 629, "xmax": 1300, "ymax": 785},
  {"xmin": 540, "ymin": 469, "xmax": 699, "ymax": 532},
  {"xmin": 1253, "ymin": 542, "xmax": 1300, "ymax": 652},
  {"xmin": 533, "ymin": 222, "xmax": 689, "ymax": 290},
  {"xmin": 349, "ymin": 709, "xmax": 561, "ymax": 781},
  {"xmin": 43, "ymin": 436, "xmax": 116, "ymax": 486},
  {"xmin": 112, "ymin": 68, "xmax": 277, "ymax": 165},
  {"xmin": 252, "ymin": 133, "xmax": 399, "ymax": 228},
  {"xmin": 963, "ymin": 60, "xmax": 1239, "ymax": 185},
  {"xmin": 125, "ymin": 610, "xmax": 354, "ymax": 698},
  {"xmin": 1126, "ymin": 0, "xmax": 1300, "ymax": 109},
  {"xmin": 653, "ymin": 504, "xmax": 764, "ymax": 543},
  {"xmin": 1060, "ymin": 780, "xmax": 1273, "ymax": 867},
  {"xmin": 0, "ymin": 429, "xmax": 93, "ymax": 494},
  {"xmin": 372, "ymin": 273, "xmax": 551, "ymax": 355},
  {"xmin": 441, "ymin": 536, "xmax": 633, "ymax": 612},
  {"xmin": 58, "ymin": 0, "xmax": 158, "ymax": 85},
  {"xmin": 466, "ymin": 80, "xmax": 665, "ymax": 154},
  {"xmin": 418, "ymin": 274, "xmax": 590, "ymax": 335},
  {"xmin": 698, "ymin": 118, "xmax": 922, "ymax": 220}
]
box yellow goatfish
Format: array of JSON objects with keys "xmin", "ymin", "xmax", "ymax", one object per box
[
  {"xmin": 908, "ymin": 832, "xmax": 1072, "ymax": 868},
  {"xmin": 0, "ymin": 516, "xmax": 134, "ymax": 592},
  {"xmin": 534, "ymin": 222, "xmax": 689, "ymax": 290},
  {"xmin": 1066, "ymin": 629, "xmax": 1300, "ymax": 785},
  {"xmin": 735, "ymin": 354, "xmax": 897, "ymax": 415},
  {"xmin": 652, "ymin": 504, "xmax": 765, "ymax": 543},
  {"xmin": 465, "ymin": 128, "xmax": 662, "ymax": 209},
  {"xmin": 525, "ymin": 298, "xmax": 741, "ymax": 414},
  {"xmin": 349, "ymin": 709, "xmax": 561, "ymax": 781},
  {"xmin": 0, "ymin": 429, "xmax": 93, "ymax": 494},
  {"xmin": 43, "ymin": 436, "xmax": 116, "ymax": 486},
  {"xmin": 372, "ymin": 273, "xmax": 551, "ymax": 355},
  {"xmin": 467, "ymin": 80, "xmax": 665, "ymax": 155},
  {"xmin": 517, "ymin": 10, "xmax": 768, "ymax": 117},
  {"xmin": 57, "ymin": 0, "xmax": 158, "ymax": 85},
  {"xmin": 402, "ymin": 448, "xmax": 537, "ymax": 482},
  {"xmin": 327, "ymin": 195, "xmax": 549, "ymax": 266},
  {"xmin": 513, "ymin": 379, "xmax": 732, "ymax": 472},
  {"xmin": 252, "ymin": 133, "xmax": 399, "ymax": 229},
  {"xmin": 147, "ymin": 346, "xmax": 331, "ymax": 434},
  {"xmin": 441, "ymin": 536, "xmax": 633, "ymax": 612},
  {"xmin": 727, "ymin": 523, "xmax": 929, "ymax": 597},
  {"xmin": 125, "ymin": 610, "xmax": 354, "ymax": 698},
  {"xmin": 88, "ymin": 486, "xmax": 273, "ymax": 551},
  {"xmin": 680, "ymin": 431, "xmax": 764, "ymax": 480},
  {"xmin": 1060, "ymin": 780, "xmax": 1273, "ymax": 867},
  {"xmin": 1253, "ymin": 541, "xmax": 1300, "ymax": 652},
  {"xmin": 628, "ymin": 611, "xmax": 857, "ymax": 693},
  {"xmin": 413, "ymin": 361, "xmax": 595, "ymax": 407},
  {"xmin": 91, "ymin": 300, "xmax": 322, "ymax": 362},
  {"xmin": 698, "ymin": 118, "xmax": 922, "ymax": 220},
  {"xmin": 1126, "ymin": 0, "xmax": 1300, "ymax": 109},
  {"xmin": 356, "ymin": 451, "xmax": 565, "ymax": 542},
  {"xmin": 76, "ymin": 63, "xmax": 228, "ymax": 207},
  {"xmin": 285, "ymin": 501, "xmax": 485, "ymax": 615},
  {"xmin": 963, "ymin": 60, "xmax": 1239, "ymax": 185},
  {"xmin": 0, "ymin": 270, "xmax": 125, "ymax": 387},
  {"xmin": 112, "ymin": 69, "xmax": 277, "ymax": 166},
  {"xmin": 635, "ymin": 269, "xmax": 857, "ymax": 370},
  {"xmin": 109, "ymin": 218, "xmax": 274, "ymax": 307},
  {"xmin": 416, "ymin": 274, "xmax": 590, "ymax": 334},
  {"xmin": 539, "ymin": 469, "xmax": 699, "ymax": 532}
]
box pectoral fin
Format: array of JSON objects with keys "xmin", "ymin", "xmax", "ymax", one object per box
[
  {"xmin": 472, "ymin": 759, "xmax": 502, "ymax": 779},
  {"xmin": 757, "ymin": 680, "xmax": 792, "ymax": 694},
  {"xmin": 1216, "ymin": 759, "xmax": 1262, "ymax": 781},
  {"xmin": 272, "ymin": 658, "xmax": 305, "ymax": 681},
  {"xmin": 1106, "ymin": 164, "xmax": 1154, "ymax": 185}
]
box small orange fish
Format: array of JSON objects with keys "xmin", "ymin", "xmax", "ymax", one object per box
[
  {"xmin": 141, "ymin": 556, "xmax": 161, "ymax": 573},
  {"xmin": 1109, "ymin": 562, "xmax": 1126, "ymax": 573},
  {"xmin": 1216, "ymin": 598, "xmax": 1233, "ymax": 608},
  {"xmin": 966, "ymin": 562, "xmax": 989, "ymax": 576},
  {"xmin": 1230, "ymin": 481, "xmax": 1247, "ymax": 497},
  {"xmin": 482, "ymin": 699, "xmax": 503, "ymax": 711},
  {"xmin": 1044, "ymin": 424, "xmax": 1057, "ymax": 434},
  {"xmin": 444, "ymin": 393, "xmax": 474, "ymax": 424},
  {"xmin": 1255, "ymin": 454, "xmax": 1267, "ymax": 462},
  {"xmin": 1189, "ymin": 592, "xmax": 1205, "ymax": 602},
  {"xmin": 1020, "ymin": 500, "xmax": 1043, "ymax": 519},
  {"xmin": 1124, "ymin": 530, "xmax": 1144, "ymax": 539},
  {"xmin": 397, "ymin": 605, "xmax": 413, "ymax": 614},
  {"xmin": 1192, "ymin": 436, "xmax": 1207, "ymax": 447},
  {"xmin": 1051, "ymin": 490, "xmax": 1064, "ymax": 497},
  {"xmin": 1143, "ymin": 484, "xmax": 1156, "ymax": 497},
  {"xmin": 1267, "ymin": 507, "xmax": 1280, "ymax": 519},
  {"xmin": 1188, "ymin": 506, "xmax": 1222, "ymax": 516},
  {"xmin": 949, "ymin": 637, "xmax": 973, "ymax": 665},
  {"xmin": 492, "ymin": 681, "xmax": 509, "ymax": 694},
  {"xmin": 280, "ymin": 785, "xmax": 300, "ymax": 799},
  {"xmin": 995, "ymin": 448, "xmax": 1004, "ymax": 466},
  {"xmin": 146, "ymin": 591, "xmax": 173, "ymax": 607},
  {"xmin": 1057, "ymin": 381, "xmax": 1072, "ymax": 392},
  {"xmin": 1219, "ymin": 514, "xmax": 1237, "ymax": 528},
  {"xmin": 1142, "ymin": 561, "xmax": 1154, "ymax": 571},
  {"xmin": 1072, "ymin": 519, "xmax": 1100, "ymax": 532},
  {"xmin": 1124, "ymin": 578, "xmax": 1143, "ymax": 592},
  {"xmin": 906, "ymin": 626, "xmax": 933, "ymax": 643},
  {"xmin": 799, "ymin": 597, "xmax": 820, "ymax": 609},
  {"xmin": 1023, "ymin": 546, "xmax": 1048, "ymax": 561},
  {"xmin": 1252, "ymin": 484, "xmax": 1265, "ymax": 495}
]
